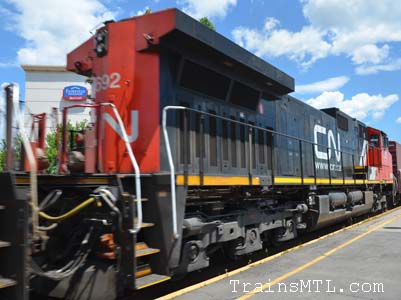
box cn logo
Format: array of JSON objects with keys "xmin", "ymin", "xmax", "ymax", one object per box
[
  {"xmin": 103, "ymin": 110, "xmax": 138, "ymax": 142},
  {"xmin": 314, "ymin": 124, "xmax": 341, "ymax": 162}
]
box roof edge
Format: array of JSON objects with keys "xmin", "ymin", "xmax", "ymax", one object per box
[{"xmin": 22, "ymin": 65, "xmax": 67, "ymax": 72}]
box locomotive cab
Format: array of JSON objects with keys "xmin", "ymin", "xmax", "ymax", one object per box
[
  {"xmin": 367, "ymin": 127, "xmax": 392, "ymax": 181},
  {"xmin": 368, "ymin": 127, "xmax": 383, "ymax": 167}
]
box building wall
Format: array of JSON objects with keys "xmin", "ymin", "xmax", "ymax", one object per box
[{"xmin": 23, "ymin": 65, "xmax": 92, "ymax": 134}]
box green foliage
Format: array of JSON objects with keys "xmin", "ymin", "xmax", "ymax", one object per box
[
  {"xmin": 0, "ymin": 140, "xmax": 5, "ymax": 171},
  {"xmin": 46, "ymin": 120, "xmax": 87, "ymax": 174},
  {"xmin": 0, "ymin": 136, "xmax": 22, "ymax": 171},
  {"xmin": 199, "ymin": 17, "xmax": 216, "ymax": 31},
  {"xmin": 145, "ymin": 7, "xmax": 152, "ymax": 14},
  {"xmin": 45, "ymin": 129, "xmax": 58, "ymax": 174}
]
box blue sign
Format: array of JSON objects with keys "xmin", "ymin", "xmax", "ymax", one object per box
[{"xmin": 63, "ymin": 85, "xmax": 88, "ymax": 101}]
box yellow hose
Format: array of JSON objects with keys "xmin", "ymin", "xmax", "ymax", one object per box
[{"xmin": 39, "ymin": 197, "xmax": 95, "ymax": 222}]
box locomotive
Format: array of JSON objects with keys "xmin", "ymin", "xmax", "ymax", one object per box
[{"xmin": 1, "ymin": 8, "xmax": 400, "ymax": 300}]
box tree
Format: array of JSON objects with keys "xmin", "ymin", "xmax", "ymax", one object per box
[
  {"xmin": 45, "ymin": 129, "xmax": 58, "ymax": 174},
  {"xmin": 199, "ymin": 17, "xmax": 216, "ymax": 31},
  {"xmin": 145, "ymin": 7, "xmax": 152, "ymax": 14},
  {"xmin": 0, "ymin": 137, "xmax": 22, "ymax": 171}
]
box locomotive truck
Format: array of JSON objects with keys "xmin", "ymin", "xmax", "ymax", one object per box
[{"xmin": 1, "ymin": 8, "xmax": 400, "ymax": 300}]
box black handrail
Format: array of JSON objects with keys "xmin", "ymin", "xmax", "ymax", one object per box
[
  {"xmin": 299, "ymin": 140, "xmax": 304, "ymax": 184},
  {"xmin": 166, "ymin": 106, "xmax": 365, "ymax": 184}
]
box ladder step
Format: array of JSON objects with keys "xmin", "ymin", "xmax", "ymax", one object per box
[
  {"xmin": 136, "ymin": 247, "xmax": 160, "ymax": 258},
  {"xmin": 135, "ymin": 264, "xmax": 152, "ymax": 278},
  {"xmin": 140, "ymin": 222, "xmax": 154, "ymax": 229},
  {"xmin": 134, "ymin": 219, "xmax": 155, "ymax": 229},
  {"xmin": 136, "ymin": 274, "xmax": 171, "ymax": 290},
  {"xmin": 122, "ymin": 192, "xmax": 148, "ymax": 202},
  {"xmin": 135, "ymin": 242, "xmax": 148, "ymax": 251},
  {"xmin": 0, "ymin": 241, "xmax": 10, "ymax": 248},
  {"xmin": 134, "ymin": 198, "xmax": 149, "ymax": 202},
  {"xmin": 0, "ymin": 278, "xmax": 17, "ymax": 289}
]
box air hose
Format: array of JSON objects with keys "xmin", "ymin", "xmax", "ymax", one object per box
[{"xmin": 39, "ymin": 197, "xmax": 95, "ymax": 222}]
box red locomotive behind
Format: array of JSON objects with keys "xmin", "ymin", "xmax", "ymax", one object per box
[
  {"xmin": 367, "ymin": 127, "xmax": 393, "ymax": 181},
  {"xmin": 389, "ymin": 141, "xmax": 401, "ymax": 195}
]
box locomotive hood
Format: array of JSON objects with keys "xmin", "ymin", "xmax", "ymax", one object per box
[{"xmin": 67, "ymin": 8, "xmax": 294, "ymax": 98}]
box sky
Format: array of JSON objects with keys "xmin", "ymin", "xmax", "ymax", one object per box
[{"xmin": 0, "ymin": 0, "xmax": 401, "ymax": 142}]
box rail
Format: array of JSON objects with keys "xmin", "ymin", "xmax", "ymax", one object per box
[
  {"xmin": 61, "ymin": 103, "xmax": 143, "ymax": 234},
  {"xmin": 163, "ymin": 105, "xmax": 367, "ymax": 192}
]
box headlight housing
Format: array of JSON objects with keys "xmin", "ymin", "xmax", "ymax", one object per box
[{"xmin": 94, "ymin": 29, "xmax": 108, "ymax": 57}]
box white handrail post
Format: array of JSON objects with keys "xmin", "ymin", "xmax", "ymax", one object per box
[
  {"xmin": 5, "ymin": 83, "xmax": 40, "ymax": 240},
  {"xmin": 101, "ymin": 103, "xmax": 142, "ymax": 234},
  {"xmin": 162, "ymin": 106, "xmax": 186, "ymax": 240}
]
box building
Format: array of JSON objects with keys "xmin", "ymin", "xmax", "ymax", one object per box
[{"xmin": 22, "ymin": 65, "xmax": 92, "ymax": 135}]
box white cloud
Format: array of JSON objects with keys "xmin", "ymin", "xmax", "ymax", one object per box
[
  {"xmin": 6, "ymin": 0, "xmax": 116, "ymax": 65},
  {"xmin": 351, "ymin": 44, "xmax": 389, "ymax": 65},
  {"xmin": 303, "ymin": 0, "xmax": 401, "ymax": 55},
  {"xmin": 397, "ymin": 117, "xmax": 401, "ymax": 124},
  {"xmin": 179, "ymin": 0, "xmax": 237, "ymax": 19},
  {"xmin": 306, "ymin": 91, "xmax": 399, "ymax": 120},
  {"xmin": 263, "ymin": 17, "xmax": 279, "ymax": 31},
  {"xmin": 232, "ymin": 25, "xmax": 331, "ymax": 68},
  {"xmin": 296, "ymin": 76, "xmax": 349, "ymax": 94},
  {"xmin": 306, "ymin": 91, "xmax": 344, "ymax": 110},
  {"xmin": 372, "ymin": 111, "xmax": 385, "ymax": 121},
  {"xmin": 232, "ymin": 0, "xmax": 401, "ymax": 72},
  {"xmin": 355, "ymin": 58, "xmax": 401, "ymax": 75}
]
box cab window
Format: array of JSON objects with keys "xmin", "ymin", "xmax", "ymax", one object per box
[
  {"xmin": 383, "ymin": 135, "xmax": 389, "ymax": 148},
  {"xmin": 369, "ymin": 134, "xmax": 380, "ymax": 147}
]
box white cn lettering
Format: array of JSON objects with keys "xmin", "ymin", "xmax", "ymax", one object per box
[
  {"xmin": 314, "ymin": 124, "xmax": 341, "ymax": 162},
  {"xmin": 103, "ymin": 110, "xmax": 138, "ymax": 142},
  {"xmin": 328, "ymin": 130, "xmax": 341, "ymax": 162},
  {"xmin": 314, "ymin": 124, "xmax": 328, "ymax": 160},
  {"xmin": 359, "ymin": 140, "xmax": 368, "ymax": 166}
]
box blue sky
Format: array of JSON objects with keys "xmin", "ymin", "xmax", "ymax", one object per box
[{"xmin": 1, "ymin": 0, "xmax": 401, "ymax": 142}]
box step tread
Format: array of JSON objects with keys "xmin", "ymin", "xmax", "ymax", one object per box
[
  {"xmin": 122, "ymin": 192, "xmax": 149, "ymax": 202},
  {"xmin": 134, "ymin": 198, "xmax": 149, "ymax": 202},
  {"xmin": 134, "ymin": 219, "xmax": 155, "ymax": 229},
  {"xmin": 0, "ymin": 278, "xmax": 17, "ymax": 289},
  {"xmin": 0, "ymin": 241, "xmax": 10, "ymax": 248},
  {"xmin": 140, "ymin": 222, "xmax": 154, "ymax": 228},
  {"xmin": 136, "ymin": 247, "xmax": 160, "ymax": 258},
  {"xmin": 135, "ymin": 242, "xmax": 148, "ymax": 251},
  {"xmin": 136, "ymin": 274, "xmax": 171, "ymax": 290}
]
